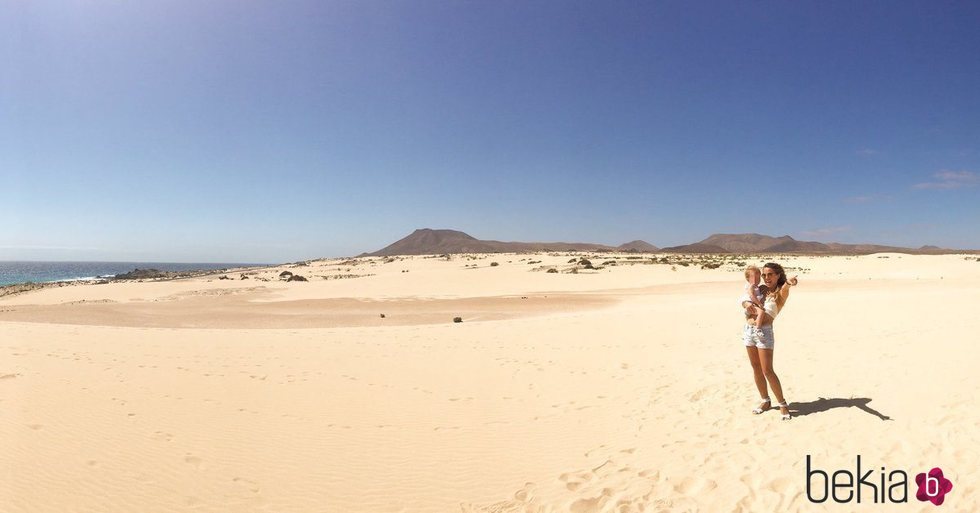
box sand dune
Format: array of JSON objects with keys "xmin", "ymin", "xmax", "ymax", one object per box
[{"xmin": 1, "ymin": 253, "xmax": 978, "ymax": 512}]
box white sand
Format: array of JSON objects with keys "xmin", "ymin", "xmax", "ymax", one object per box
[{"xmin": 1, "ymin": 253, "xmax": 978, "ymax": 512}]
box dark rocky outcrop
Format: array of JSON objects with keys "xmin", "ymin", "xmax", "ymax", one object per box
[{"xmin": 113, "ymin": 269, "xmax": 169, "ymax": 280}]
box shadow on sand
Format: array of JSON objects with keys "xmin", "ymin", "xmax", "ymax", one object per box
[{"xmin": 788, "ymin": 397, "xmax": 892, "ymax": 421}]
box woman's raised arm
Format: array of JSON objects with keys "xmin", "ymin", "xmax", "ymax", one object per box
[{"xmin": 778, "ymin": 275, "xmax": 798, "ymax": 302}]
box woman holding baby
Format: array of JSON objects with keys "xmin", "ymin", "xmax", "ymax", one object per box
[{"xmin": 741, "ymin": 263, "xmax": 798, "ymax": 421}]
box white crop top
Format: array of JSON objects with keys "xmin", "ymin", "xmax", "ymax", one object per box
[{"xmin": 763, "ymin": 295, "xmax": 780, "ymax": 319}]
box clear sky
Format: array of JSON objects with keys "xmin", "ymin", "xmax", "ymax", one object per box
[{"xmin": 3, "ymin": 1, "xmax": 979, "ymax": 262}]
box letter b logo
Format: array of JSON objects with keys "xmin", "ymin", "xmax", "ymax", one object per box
[
  {"xmin": 925, "ymin": 474, "xmax": 939, "ymax": 497},
  {"xmin": 915, "ymin": 468, "xmax": 953, "ymax": 506}
]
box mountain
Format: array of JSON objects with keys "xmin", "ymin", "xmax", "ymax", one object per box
[
  {"xmin": 617, "ymin": 240, "xmax": 659, "ymax": 252},
  {"xmin": 663, "ymin": 233, "xmax": 820, "ymax": 253},
  {"xmin": 365, "ymin": 229, "xmax": 621, "ymax": 256},
  {"xmin": 661, "ymin": 243, "xmax": 730, "ymax": 253},
  {"xmin": 696, "ymin": 234, "xmax": 948, "ymax": 254},
  {"xmin": 699, "ymin": 233, "xmax": 792, "ymax": 253},
  {"xmin": 363, "ymin": 229, "xmax": 956, "ymax": 257},
  {"xmin": 366, "ymin": 229, "xmax": 490, "ymax": 256},
  {"xmin": 697, "ymin": 233, "xmax": 833, "ymax": 253},
  {"xmin": 825, "ymin": 242, "xmax": 907, "ymax": 253}
]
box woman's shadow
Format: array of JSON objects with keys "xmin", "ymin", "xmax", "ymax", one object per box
[{"xmin": 788, "ymin": 397, "xmax": 891, "ymax": 420}]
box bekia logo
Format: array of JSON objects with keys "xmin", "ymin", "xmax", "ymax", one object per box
[
  {"xmin": 806, "ymin": 455, "xmax": 954, "ymax": 506},
  {"xmin": 916, "ymin": 468, "xmax": 954, "ymax": 506}
]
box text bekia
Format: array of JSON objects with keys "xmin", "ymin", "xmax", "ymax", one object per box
[{"xmin": 806, "ymin": 455, "xmax": 954, "ymax": 506}]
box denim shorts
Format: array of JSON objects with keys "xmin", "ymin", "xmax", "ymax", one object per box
[{"xmin": 742, "ymin": 324, "xmax": 775, "ymax": 349}]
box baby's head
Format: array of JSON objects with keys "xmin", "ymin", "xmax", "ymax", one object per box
[{"xmin": 744, "ymin": 265, "xmax": 761, "ymax": 287}]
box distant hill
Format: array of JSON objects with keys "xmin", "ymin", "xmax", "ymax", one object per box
[
  {"xmin": 363, "ymin": 229, "xmax": 955, "ymax": 257},
  {"xmin": 661, "ymin": 243, "xmax": 730, "ymax": 253},
  {"xmin": 686, "ymin": 233, "xmax": 952, "ymax": 255},
  {"xmin": 365, "ymin": 229, "xmax": 490, "ymax": 256},
  {"xmin": 365, "ymin": 229, "xmax": 622, "ymax": 256},
  {"xmin": 698, "ymin": 233, "xmax": 787, "ymax": 253},
  {"xmin": 698, "ymin": 233, "xmax": 832, "ymax": 253},
  {"xmin": 617, "ymin": 240, "xmax": 659, "ymax": 252}
]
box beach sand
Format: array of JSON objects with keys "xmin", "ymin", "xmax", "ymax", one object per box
[{"xmin": 1, "ymin": 253, "xmax": 978, "ymax": 512}]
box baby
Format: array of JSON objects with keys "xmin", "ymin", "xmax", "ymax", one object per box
[{"xmin": 740, "ymin": 265, "xmax": 766, "ymax": 328}]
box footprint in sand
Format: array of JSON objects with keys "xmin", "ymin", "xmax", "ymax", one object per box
[
  {"xmin": 183, "ymin": 454, "xmax": 204, "ymax": 469},
  {"xmin": 559, "ymin": 470, "xmax": 593, "ymax": 491},
  {"xmin": 27, "ymin": 424, "xmax": 43, "ymax": 430},
  {"xmin": 512, "ymin": 482, "xmax": 536, "ymax": 502},
  {"xmin": 674, "ymin": 476, "xmax": 718, "ymax": 495},
  {"xmin": 638, "ymin": 468, "xmax": 660, "ymax": 479},
  {"xmin": 569, "ymin": 488, "xmax": 614, "ymax": 513},
  {"xmin": 232, "ymin": 477, "xmax": 261, "ymax": 494},
  {"xmin": 765, "ymin": 476, "xmax": 794, "ymax": 494}
]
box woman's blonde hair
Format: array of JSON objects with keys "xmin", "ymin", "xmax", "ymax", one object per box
[{"xmin": 744, "ymin": 265, "xmax": 761, "ymax": 280}]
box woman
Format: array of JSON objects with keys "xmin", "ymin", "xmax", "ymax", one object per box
[{"xmin": 742, "ymin": 262, "xmax": 798, "ymax": 420}]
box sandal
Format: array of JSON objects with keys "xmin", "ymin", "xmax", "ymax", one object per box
[
  {"xmin": 776, "ymin": 401, "xmax": 791, "ymax": 421},
  {"xmin": 752, "ymin": 397, "xmax": 771, "ymax": 414}
]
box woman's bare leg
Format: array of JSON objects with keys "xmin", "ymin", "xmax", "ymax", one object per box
[
  {"xmin": 758, "ymin": 348, "xmax": 789, "ymax": 415},
  {"xmin": 745, "ymin": 347, "xmax": 769, "ymax": 409}
]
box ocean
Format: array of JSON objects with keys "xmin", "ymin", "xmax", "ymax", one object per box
[{"xmin": 0, "ymin": 261, "xmax": 270, "ymax": 287}]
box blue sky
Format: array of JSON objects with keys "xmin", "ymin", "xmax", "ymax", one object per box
[{"xmin": 3, "ymin": 1, "xmax": 978, "ymax": 262}]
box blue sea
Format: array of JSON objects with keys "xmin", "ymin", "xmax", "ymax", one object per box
[{"xmin": 0, "ymin": 261, "xmax": 270, "ymax": 287}]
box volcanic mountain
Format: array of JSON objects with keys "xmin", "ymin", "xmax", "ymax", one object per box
[
  {"xmin": 365, "ymin": 229, "xmax": 629, "ymax": 256},
  {"xmin": 616, "ymin": 240, "xmax": 660, "ymax": 252},
  {"xmin": 665, "ymin": 233, "xmax": 830, "ymax": 253}
]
